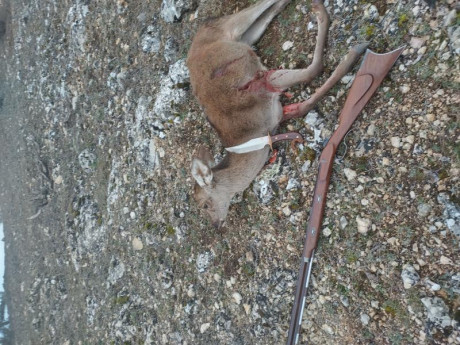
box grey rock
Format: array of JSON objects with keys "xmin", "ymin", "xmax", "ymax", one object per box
[
  {"xmin": 304, "ymin": 111, "xmax": 321, "ymax": 127},
  {"xmin": 421, "ymin": 297, "xmax": 452, "ymax": 329},
  {"xmin": 340, "ymin": 216, "xmax": 348, "ymax": 230},
  {"xmin": 66, "ymin": 0, "xmax": 89, "ymax": 53},
  {"xmin": 152, "ymin": 59, "xmax": 190, "ymax": 124},
  {"xmin": 360, "ymin": 313, "xmax": 370, "ymax": 325},
  {"xmin": 78, "ymin": 149, "xmax": 96, "ymax": 173},
  {"xmin": 437, "ymin": 193, "xmax": 460, "ymax": 239},
  {"xmin": 253, "ymin": 179, "xmax": 273, "ymax": 204},
  {"xmin": 164, "ymin": 37, "xmax": 179, "ymax": 62},
  {"xmin": 444, "ymin": 9, "xmax": 457, "ymax": 27},
  {"xmin": 141, "ymin": 26, "xmax": 161, "ymax": 53},
  {"xmin": 286, "ymin": 178, "xmax": 300, "ymax": 191},
  {"xmin": 363, "ymin": 4, "xmax": 379, "ymax": 20},
  {"xmin": 448, "ymin": 26, "xmax": 460, "ymax": 55},
  {"xmin": 340, "ymin": 295, "xmax": 349, "ymax": 307},
  {"xmin": 196, "ymin": 251, "xmax": 213, "ymax": 273},
  {"xmin": 160, "ymin": 0, "xmax": 195, "ymax": 23},
  {"xmin": 107, "ymin": 257, "xmax": 125, "ymax": 285},
  {"xmin": 401, "ymin": 264, "xmax": 420, "ymax": 289},
  {"xmin": 417, "ymin": 203, "xmax": 431, "ymax": 217}
]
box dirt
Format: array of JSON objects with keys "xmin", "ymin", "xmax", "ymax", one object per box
[{"xmin": 0, "ymin": 0, "xmax": 458, "ymax": 344}]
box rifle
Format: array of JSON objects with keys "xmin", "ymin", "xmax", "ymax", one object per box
[{"xmin": 286, "ymin": 46, "xmax": 405, "ymax": 345}]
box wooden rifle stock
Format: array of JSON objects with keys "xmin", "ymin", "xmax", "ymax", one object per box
[{"xmin": 286, "ymin": 47, "xmax": 405, "ymax": 345}]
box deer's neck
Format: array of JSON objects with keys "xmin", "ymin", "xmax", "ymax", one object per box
[{"xmin": 212, "ymin": 148, "xmax": 270, "ymax": 194}]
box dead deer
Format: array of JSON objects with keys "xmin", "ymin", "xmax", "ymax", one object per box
[{"xmin": 187, "ymin": 0, "xmax": 368, "ymax": 228}]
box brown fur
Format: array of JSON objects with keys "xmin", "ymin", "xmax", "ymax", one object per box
[{"xmin": 188, "ymin": 0, "xmax": 366, "ymax": 227}]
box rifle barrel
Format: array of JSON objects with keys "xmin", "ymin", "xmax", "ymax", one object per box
[{"xmin": 285, "ymin": 46, "xmax": 404, "ymax": 345}]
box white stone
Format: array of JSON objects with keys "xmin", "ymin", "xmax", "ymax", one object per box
[
  {"xmin": 282, "ymin": 41, "xmax": 294, "ymax": 51},
  {"xmin": 132, "ymin": 237, "xmax": 143, "ymax": 251},
  {"xmin": 440, "ymin": 256, "xmax": 453, "ymax": 265},
  {"xmin": 400, "ymin": 85, "xmax": 410, "ymax": 94},
  {"xmin": 341, "ymin": 75, "xmax": 354, "ymax": 84},
  {"xmin": 364, "ymin": 5, "xmax": 379, "ymax": 19},
  {"xmin": 321, "ymin": 324, "xmax": 334, "ymax": 335},
  {"xmin": 232, "ymin": 292, "xmax": 242, "ymax": 305},
  {"xmin": 367, "ymin": 123, "xmax": 375, "ymax": 136},
  {"xmin": 323, "ymin": 227, "xmax": 332, "ymax": 237},
  {"xmin": 418, "ymin": 46, "xmax": 427, "ymax": 55},
  {"xmin": 405, "ymin": 135, "xmax": 415, "ymax": 144},
  {"xmin": 200, "ymin": 323, "xmax": 211, "ymax": 333},
  {"xmin": 283, "ymin": 206, "xmax": 292, "ymax": 217},
  {"xmin": 356, "ymin": 216, "xmax": 371, "ymax": 234},
  {"xmin": 410, "ymin": 37, "xmax": 425, "ymax": 49},
  {"xmin": 344, "ymin": 168, "xmax": 357, "ymax": 181},
  {"xmin": 390, "ymin": 137, "xmax": 401, "ymax": 148}
]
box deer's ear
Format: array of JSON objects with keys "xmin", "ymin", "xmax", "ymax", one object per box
[
  {"xmin": 191, "ymin": 157, "xmax": 213, "ymax": 188},
  {"xmin": 197, "ymin": 146, "xmax": 214, "ymax": 168}
]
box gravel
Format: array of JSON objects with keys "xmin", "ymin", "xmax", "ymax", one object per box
[{"xmin": 0, "ymin": 0, "xmax": 458, "ymax": 344}]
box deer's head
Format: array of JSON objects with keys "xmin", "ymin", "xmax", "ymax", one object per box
[{"xmin": 191, "ymin": 147, "xmax": 231, "ymax": 228}]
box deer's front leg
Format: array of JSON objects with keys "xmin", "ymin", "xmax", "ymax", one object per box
[
  {"xmin": 280, "ymin": 43, "xmax": 369, "ymax": 121},
  {"xmin": 221, "ymin": 0, "xmax": 285, "ymax": 41}
]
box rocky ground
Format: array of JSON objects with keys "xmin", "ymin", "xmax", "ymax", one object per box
[{"xmin": 0, "ymin": 0, "xmax": 459, "ymax": 344}]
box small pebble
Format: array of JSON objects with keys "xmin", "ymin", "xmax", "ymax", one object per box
[
  {"xmin": 356, "ymin": 216, "xmax": 371, "ymax": 234},
  {"xmin": 321, "ymin": 324, "xmax": 334, "ymax": 335},
  {"xmin": 400, "ymin": 85, "xmax": 410, "ymax": 94},
  {"xmin": 390, "ymin": 137, "xmax": 401, "ymax": 148},
  {"xmin": 417, "ymin": 203, "xmax": 431, "ymax": 217},
  {"xmin": 440, "ymin": 256, "xmax": 453, "ymax": 265},
  {"xmin": 401, "ymin": 264, "xmax": 420, "ymax": 289},
  {"xmin": 200, "ymin": 323, "xmax": 211, "ymax": 333},
  {"xmin": 132, "ymin": 237, "xmax": 143, "ymax": 251},
  {"xmin": 232, "ymin": 292, "xmax": 242, "ymax": 305},
  {"xmin": 410, "ymin": 37, "xmax": 425, "ymax": 49},
  {"xmin": 340, "ymin": 295, "xmax": 349, "ymax": 307},
  {"xmin": 418, "ymin": 46, "xmax": 427, "ymax": 55},
  {"xmin": 283, "ymin": 206, "xmax": 292, "ymax": 217},
  {"xmin": 361, "ymin": 313, "xmax": 370, "ymax": 325},
  {"xmin": 282, "ymin": 41, "xmax": 294, "ymax": 51},
  {"xmin": 344, "ymin": 168, "xmax": 357, "ymax": 181}
]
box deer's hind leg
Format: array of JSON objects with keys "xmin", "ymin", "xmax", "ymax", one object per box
[
  {"xmin": 280, "ymin": 43, "xmax": 369, "ymax": 120},
  {"xmin": 240, "ymin": 0, "xmax": 291, "ymax": 45},
  {"xmin": 221, "ymin": 0, "xmax": 290, "ymax": 43},
  {"xmin": 268, "ymin": 0, "xmax": 329, "ymax": 88}
]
